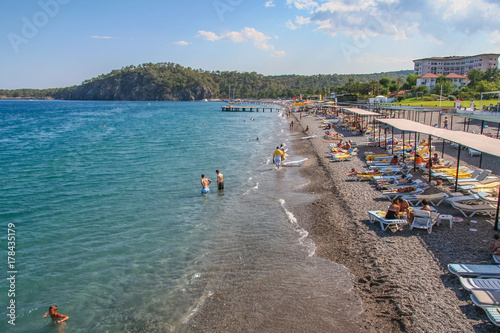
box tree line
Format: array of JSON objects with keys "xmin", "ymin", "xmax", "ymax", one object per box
[
  {"xmin": 0, "ymin": 62, "xmax": 411, "ymax": 101},
  {"xmin": 1, "ymin": 62, "xmax": 497, "ymax": 101}
]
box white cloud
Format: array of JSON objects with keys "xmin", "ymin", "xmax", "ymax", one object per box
[
  {"xmin": 265, "ymin": 0, "xmax": 275, "ymax": 7},
  {"xmin": 91, "ymin": 35, "xmax": 113, "ymax": 39},
  {"xmin": 490, "ymin": 31, "xmax": 500, "ymax": 45},
  {"xmin": 286, "ymin": 19, "xmax": 298, "ymax": 30},
  {"xmin": 196, "ymin": 31, "xmax": 222, "ymax": 41},
  {"xmin": 173, "ymin": 41, "xmax": 191, "ymax": 46},
  {"xmin": 286, "ymin": 0, "xmax": 319, "ymax": 12},
  {"xmin": 272, "ymin": 51, "xmax": 286, "ymax": 57},
  {"xmin": 287, "ymin": 0, "xmax": 500, "ymax": 42},
  {"xmin": 296, "ymin": 16, "xmax": 311, "ymax": 25},
  {"xmin": 196, "ymin": 27, "xmax": 275, "ymax": 51}
]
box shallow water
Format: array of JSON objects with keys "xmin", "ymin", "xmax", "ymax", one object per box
[{"xmin": 0, "ymin": 100, "xmax": 362, "ymax": 332}]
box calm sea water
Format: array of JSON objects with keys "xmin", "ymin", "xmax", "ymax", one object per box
[{"xmin": 0, "ymin": 100, "xmax": 362, "ymax": 332}]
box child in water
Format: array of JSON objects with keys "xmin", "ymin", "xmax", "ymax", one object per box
[{"xmin": 43, "ymin": 305, "xmax": 69, "ymax": 324}]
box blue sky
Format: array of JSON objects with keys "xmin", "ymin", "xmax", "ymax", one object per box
[{"xmin": 1, "ymin": 0, "xmax": 500, "ymax": 89}]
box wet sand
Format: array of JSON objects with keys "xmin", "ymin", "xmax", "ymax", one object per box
[{"xmin": 291, "ymin": 111, "xmax": 500, "ymax": 332}]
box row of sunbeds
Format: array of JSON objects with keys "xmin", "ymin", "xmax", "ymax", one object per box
[{"xmin": 448, "ymin": 263, "xmax": 500, "ymax": 327}]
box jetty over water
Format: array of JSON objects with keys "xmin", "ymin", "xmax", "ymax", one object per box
[{"xmin": 221, "ymin": 105, "xmax": 278, "ymax": 112}]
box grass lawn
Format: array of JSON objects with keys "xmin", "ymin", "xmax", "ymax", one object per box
[{"xmin": 391, "ymin": 98, "xmax": 500, "ymax": 108}]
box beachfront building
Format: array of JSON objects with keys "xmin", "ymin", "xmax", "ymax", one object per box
[
  {"xmin": 413, "ymin": 54, "xmax": 500, "ymax": 76},
  {"xmin": 416, "ymin": 73, "xmax": 470, "ymax": 90}
]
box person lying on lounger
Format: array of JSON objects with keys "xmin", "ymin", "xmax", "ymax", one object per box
[
  {"xmin": 346, "ymin": 168, "xmax": 380, "ymax": 177},
  {"xmin": 491, "ymin": 235, "xmax": 500, "ymax": 255}
]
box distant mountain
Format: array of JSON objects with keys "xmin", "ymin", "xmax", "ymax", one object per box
[{"xmin": 0, "ymin": 63, "xmax": 413, "ymax": 101}]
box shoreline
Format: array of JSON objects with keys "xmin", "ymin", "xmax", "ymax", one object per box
[{"xmin": 290, "ymin": 111, "xmax": 500, "ymax": 332}]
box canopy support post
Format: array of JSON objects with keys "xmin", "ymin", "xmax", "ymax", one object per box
[
  {"xmin": 454, "ymin": 145, "xmax": 462, "ymax": 193},
  {"xmin": 402, "ymin": 131, "xmax": 405, "ymax": 164},
  {"xmin": 428, "ymin": 135, "xmax": 432, "ymax": 183},
  {"xmin": 495, "ymin": 185, "xmax": 500, "ymax": 230},
  {"xmin": 391, "ymin": 129, "xmax": 394, "ymax": 155}
]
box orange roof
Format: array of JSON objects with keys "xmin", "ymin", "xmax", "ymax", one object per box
[
  {"xmin": 420, "ymin": 73, "xmax": 439, "ymax": 79},
  {"xmin": 446, "ymin": 73, "xmax": 468, "ymax": 79}
]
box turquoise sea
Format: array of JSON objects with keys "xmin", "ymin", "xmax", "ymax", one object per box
[{"xmin": 0, "ymin": 100, "xmax": 362, "ymax": 332}]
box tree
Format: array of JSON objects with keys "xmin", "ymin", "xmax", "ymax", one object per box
[
  {"xmin": 433, "ymin": 75, "xmax": 454, "ymax": 95},
  {"xmin": 466, "ymin": 69, "xmax": 485, "ymax": 87},
  {"xmin": 402, "ymin": 74, "xmax": 419, "ymax": 90},
  {"xmin": 379, "ymin": 77, "xmax": 391, "ymax": 87},
  {"xmin": 484, "ymin": 67, "xmax": 500, "ymax": 82},
  {"xmin": 389, "ymin": 82, "xmax": 400, "ymax": 92}
]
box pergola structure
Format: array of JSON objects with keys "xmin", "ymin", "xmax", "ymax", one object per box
[{"xmin": 377, "ymin": 118, "xmax": 500, "ymax": 228}]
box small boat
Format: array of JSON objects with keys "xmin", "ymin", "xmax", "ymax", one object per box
[
  {"xmin": 301, "ymin": 134, "xmax": 317, "ymax": 140},
  {"xmin": 283, "ymin": 158, "xmax": 308, "ymax": 167}
]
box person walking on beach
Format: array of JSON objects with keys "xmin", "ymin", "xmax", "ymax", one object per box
[
  {"xmin": 290, "ymin": 120, "xmax": 294, "ymax": 130},
  {"xmin": 273, "ymin": 146, "xmax": 284, "ymax": 169},
  {"xmin": 201, "ymin": 174, "xmax": 212, "ymax": 193},
  {"xmin": 43, "ymin": 305, "xmax": 69, "ymax": 324},
  {"xmin": 216, "ymin": 170, "xmax": 224, "ymax": 190},
  {"xmin": 443, "ymin": 117, "xmax": 448, "ymax": 129}
]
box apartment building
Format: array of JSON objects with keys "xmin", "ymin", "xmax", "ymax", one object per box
[{"xmin": 413, "ymin": 54, "xmax": 499, "ymax": 76}]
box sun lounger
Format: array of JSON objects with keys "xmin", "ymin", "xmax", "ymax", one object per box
[
  {"xmin": 410, "ymin": 209, "xmax": 436, "ymax": 233},
  {"xmin": 455, "ymin": 169, "xmax": 492, "ymax": 183},
  {"xmin": 405, "ymin": 192, "xmax": 449, "ymax": 206},
  {"xmin": 439, "ymin": 169, "xmax": 482, "ymax": 181},
  {"xmin": 469, "ymin": 148, "xmax": 482, "ymax": 156},
  {"xmin": 368, "ymin": 210, "xmax": 407, "ymax": 231},
  {"xmin": 382, "ymin": 187, "xmax": 424, "ymax": 200},
  {"xmin": 484, "ymin": 307, "xmax": 500, "ymax": 327},
  {"xmin": 471, "ymin": 290, "xmax": 500, "ymax": 308},
  {"xmin": 459, "ymin": 277, "xmax": 500, "ymax": 291},
  {"xmin": 459, "ymin": 181, "xmax": 500, "ymax": 191},
  {"xmin": 444, "ymin": 194, "xmax": 481, "ymax": 205},
  {"xmin": 457, "ymin": 176, "xmax": 500, "ymax": 187},
  {"xmin": 450, "ymin": 202, "xmax": 496, "ymax": 217},
  {"xmin": 448, "ymin": 264, "xmax": 500, "ymax": 278}
]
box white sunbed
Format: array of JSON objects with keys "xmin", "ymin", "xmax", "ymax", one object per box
[
  {"xmin": 448, "ymin": 264, "xmax": 500, "ymax": 278},
  {"xmin": 459, "ymin": 277, "xmax": 500, "ymax": 291},
  {"xmin": 450, "ymin": 201, "xmax": 496, "ymax": 217},
  {"xmin": 406, "ymin": 192, "xmax": 449, "ymax": 206},
  {"xmin": 382, "ymin": 187, "xmax": 425, "ymax": 200},
  {"xmin": 409, "ymin": 209, "xmax": 436, "ymax": 233},
  {"xmin": 444, "ymin": 194, "xmax": 481, "ymax": 205},
  {"xmin": 484, "ymin": 307, "xmax": 500, "ymax": 327},
  {"xmin": 368, "ymin": 210, "xmax": 407, "ymax": 231},
  {"xmin": 471, "ymin": 290, "xmax": 500, "ymax": 309},
  {"xmin": 469, "ymin": 148, "xmax": 482, "ymax": 156}
]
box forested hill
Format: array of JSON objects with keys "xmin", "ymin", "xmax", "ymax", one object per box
[{"xmin": 0, "ymin": 63, "xmax": 412, "ymax": 101}]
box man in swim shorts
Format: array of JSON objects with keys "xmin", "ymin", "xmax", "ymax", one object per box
[
  {"xmin": 201, "ymin": 174, "xmax": 212, "ymax": 193},
  {"xmin": 216, "ymin": 170, "xmax": 224, "ymax": 190},
  {"xmin": 273, "ymin": 146, "xmax": 284, "ymax": 169}
]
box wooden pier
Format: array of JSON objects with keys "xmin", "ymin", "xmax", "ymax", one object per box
[{"xmin": 221, "ymin": 105, "xmax": 277, "ymax": 112}]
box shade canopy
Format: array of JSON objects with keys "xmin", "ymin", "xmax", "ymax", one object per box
[
  {"xmin": 452, "ymin": 113, "xmax": 500, "ymax": 124},
  {"xmin": 343, "ymin": 107, "xmax": 380, "ymax": 116},
  {"xmin": 377, "ymin": 118, "xmax": 500, "ymax": 158}
]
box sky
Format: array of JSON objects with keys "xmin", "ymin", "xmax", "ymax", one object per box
[{"xmin": 1, "ymin": 0, "xmax": 500, "ymax": 89}]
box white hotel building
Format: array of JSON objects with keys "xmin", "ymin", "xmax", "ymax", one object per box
[{"xmin": 413, "ymin": 54, "xmax": 500, "ymax": 76}]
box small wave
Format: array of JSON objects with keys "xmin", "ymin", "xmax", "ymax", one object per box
[
  {"xmin": 242, "ymin": 182, "xmax": 258, "ymax": 196},
  {"xmin": 279, "ymin": 199, "xmax": 316, "ymax": 257},
  {"xmin": 182, "ymin": 290, "xmax": 214, "ymax": 324}
]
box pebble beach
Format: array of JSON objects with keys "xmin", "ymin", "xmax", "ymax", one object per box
[{"xmin": 289, "ymin": 109, "xmax": 500, "ymax": 332}]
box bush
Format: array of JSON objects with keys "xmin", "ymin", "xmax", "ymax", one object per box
[
  {"xmin": 422, "ymin": 96, "xmax": 435, "ymax": 101},
  {"xmin": 448, "ymin": 95, "xmax": 456, "ymax": 101}
]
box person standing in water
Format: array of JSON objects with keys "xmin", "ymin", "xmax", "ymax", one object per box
[
  {"xmin": 216, "ymin": 170, "xmax": 224, "ymax": 190},
  {"xmin": 201, "ymin": 174, "xmax": 212, "ymax": 193},
  {"xmin": 273, "ymin": 146, "xmax": 284, "ymax": 169}
]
